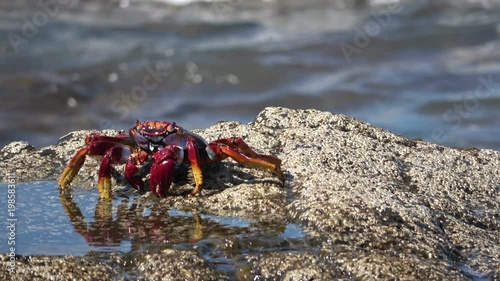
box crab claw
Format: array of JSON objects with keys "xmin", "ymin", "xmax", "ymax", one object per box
[
  {"xmin": 149, "ymin": 146, "xmax": 182, "ymax": 197},
  {"xmin": 124, "ymin": 156, "xmax": 146, "ymax": 191},
  {"xmin": 149, "ymin": 159, "xmax": 175, "ymax": 197}
]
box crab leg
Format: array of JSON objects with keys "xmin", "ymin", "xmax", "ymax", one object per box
[
  {"xmin": 213, "ymin": 137, "xmax": 282, "ymax": 167},
  {"xmin": 97, "ymin": 145, "xmax": 134, "ymax": 199},
  {"xmin": 59, "ymin": 146, "xmax": 89, "ymax": 189},
  {"xmin": 208, "ymin": 138, "xmax": 285, "ymax": 184},
  {"xmin": 84, "ymin": 133, "xmax": 134, "ymax": 145},
  {"xmin": 187, "ymin": 137, "xmax": 205, "ymax": 196},
  {"xmin": 59, "ymin": 140, "xmax": 123, "ymax": 189}
]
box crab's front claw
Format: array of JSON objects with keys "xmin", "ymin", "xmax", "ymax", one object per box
[
  {"xmin": 59, "ymin": 147, "xmax": 89, "ymax": 189},
  {"xmin": 149, "ymin": 146, "xmax": 183, "ymax": 197},
  {"xmin": 149, "ymin": 159, "xmax": 175, "ymax": 197},
  {"xmin": 124, "ymin": 155, "xmax": 146, "ymax": 191}
]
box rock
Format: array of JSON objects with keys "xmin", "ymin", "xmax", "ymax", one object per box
[
  {"xmin": 0, "ymin": 130, "xmax": 122, "ymax": 186},
  {"xmin": 253, "ymin": 107, "xmax": 499, "ymax": 280},
  {"xmin": 246, "ymin": 252, "xmax": 342, "ymax": 280},
  {"xmin": 135, "ymin": 249, "xmax": 225, "ymax": 281},
  {"xmin": 1, "ymin": 107, "xmax": 498, "ymax": 280},
  {"xmin": 0, "ymin": 250, "xmax": 223, "ymax": 281},
  {"xmin": 0, "ymin": 254, "xmax": 120, "ymax": 281}
]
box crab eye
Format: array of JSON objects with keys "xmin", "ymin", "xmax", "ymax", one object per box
[{"xmin": 166, "ymin": 123, "xmax": 177, "ymax": 134}]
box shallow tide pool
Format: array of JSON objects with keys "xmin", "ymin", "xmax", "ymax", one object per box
[{"xmin": 0, "ymin": 181, "xmax": 306, "ymax": 275}]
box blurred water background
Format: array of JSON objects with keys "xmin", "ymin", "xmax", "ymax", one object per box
[{"xmin": 0, "ymin": 0, "xmax": 499, "ymax": 150}]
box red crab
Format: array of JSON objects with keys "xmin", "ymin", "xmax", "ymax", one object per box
[{"xmin": 58, "ymin": 120, "xmax": 284, "ymax": 199}]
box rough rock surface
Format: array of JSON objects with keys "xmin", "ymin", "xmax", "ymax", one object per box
[
  {"xmin": 0, "ymin": 250, "xmax": 224, "ymax": 281},
  {"xmin": 0, "ymin": 254, "xmax": 120, "ymax": 281},
  {"xmin": 1, "ymin": 107, "xmax": 499, "ymax": 280}
]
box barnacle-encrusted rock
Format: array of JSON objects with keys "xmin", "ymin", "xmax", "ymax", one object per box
[{"xmin": 1, "ymin": 107, "xmax": 498, "ymax": 280}]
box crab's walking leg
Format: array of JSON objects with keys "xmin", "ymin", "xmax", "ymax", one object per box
[
  {"xmin": 59, "ymin": 146, "xmax": 89, "ymax": 189},
  {"xmin": 214, "ymin": 137, "xmax": 282, "ymax": 167},
  {"xmin": 59, "ymin": 140, "xmax": 122, "ymax": 189},
  {"xmin": 97, "ymin": 145, "xmax": 134, "ymax": 199},
  {"xmin": 209, "ymin": 137, "xmax": 285, "ymax": 184},
  {"xmin": 149, "ymin": 145, "xmax": 183, "ymax": 197},
  {"xmin": 187, "ymin": 137, "xmax": 205, "ymax": 196}
]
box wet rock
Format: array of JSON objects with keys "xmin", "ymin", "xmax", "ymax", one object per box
[
  {"xmin": 254, "ymin": 108, "xmax": 499, "ymax": 280},
  {"xmin": 246, "ymin": 252, "xmax": 342, "ymax": 280},
  {"xmin": 1, "ymin": 107, "xmax": 499, "ymax": 280},
  {"xmin": 1, "ymin": 141, "xmax": 35, "ymax": 157},
  {"xmin": 0, "ymin": 250, "xmax": 223, "ymax": 281},
  {"xmin": 135, "ymin": 249, "xmax": 225, "ymax": 281},
  {"xmin": 0, "ymin": 130, "xmax": 121, "ymax": 186},
  {"xmin": 0, "ymin": 254, "xmax": 121, "ymax": 281}
]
